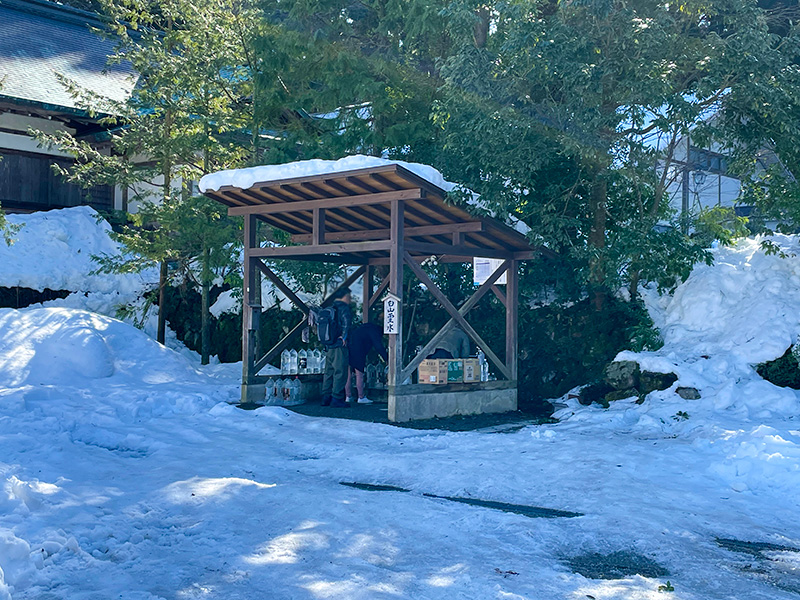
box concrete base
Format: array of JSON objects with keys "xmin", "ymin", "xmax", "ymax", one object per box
[
  {"xmin": 241, "ymin": 382, "xmax": 266, "ymax": 405},
  {"xmin": 389, "ymin": 380, "xmax": 517, "ymax": 422}
]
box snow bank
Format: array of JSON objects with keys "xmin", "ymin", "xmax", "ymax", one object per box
[
  {"xmin": 555, "ymin": 234, "xmax": 800, "ymax": 497},
  {"xmin": 645, "ymin": 235, "xmax": 800, "ymax": 364},
  {"xmin": 0, "ymin": 207, "xmax": 156, "ymax": 315},
  {"xmin": 616, "ymin": 234, "xmax": 800, "ymax": 404},
  {"xmin": 0, "ymin": 308, "xmax": 205, "ymax": 388}
]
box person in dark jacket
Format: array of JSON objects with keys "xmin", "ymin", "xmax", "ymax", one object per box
[
  {"xmin": 321, "ymin": 287, "xmax": 353, "ymax": 408},
  {"xmin": 346, "ymin": 322, "xmax": 388, "ymax": 404},
  {"xmin": 428, "ymin": 324, "xmax": 471, "ymax": 359}
]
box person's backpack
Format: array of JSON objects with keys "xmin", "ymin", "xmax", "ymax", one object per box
[{"xmin": 308, "ymin": 305, "xmax": 341, "ymax": 346}]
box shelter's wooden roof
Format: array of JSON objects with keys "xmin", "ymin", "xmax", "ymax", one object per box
[{"xmin": 204, "ymin": 163, "xmax": 542, "ymax": 262}]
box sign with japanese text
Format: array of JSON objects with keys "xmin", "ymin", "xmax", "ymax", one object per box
[{"xmin": 383, "ymin": 294, "xmax": 401, "ymax": 335}]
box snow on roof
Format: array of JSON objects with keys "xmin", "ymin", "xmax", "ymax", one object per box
[
  {"xmin": 198, "ymin": 155, "xmax": 458, "ymax": 194},
  {"xmin": 200, "ymin": 155, "xmax": 532, "ymax": 236}
]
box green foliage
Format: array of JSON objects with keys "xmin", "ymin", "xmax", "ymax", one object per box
[
  {"xmin": 518, "ymin": 296, "xmax": 656, "ymax": 405},
  {"xmin": 760, "ymin": 239, "xmax": 796, "ymax": 259},
  {"xmin": 432, "ymin": 0, "xmax": 800, "ymax": 302},
  {"xmin": 34, "ymin": 0, "xmax": 259, "ymax": 355},
  {"xmin": 627, "ymin": 308, "xmax": 665, "ymax": 353},
  {"xmin": 253, "ymin": 0, "xmax": 447, "ymax": 164},
  {"xmin": 756, "ymin": 347, "xmax": 800, "ymax": 389},
  {"xmin": 159, "ymin": 282, "xmax": 304, "ymax": 362},
  {"xmin": 0, "ymin": 203, "xmax": 21, "ymax": 246},
  {"xmin": 658, "ymin": 581, "xmax": 675, "ymax": 593},
  {"xmin": 693, "ymin": 207, "xmax": 750, "ymax": 248},
  {"xmin": 672, "ymin": 411, "xmax": 690, "ymax": 422}
]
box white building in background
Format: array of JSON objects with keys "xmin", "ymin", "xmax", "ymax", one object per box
[
  {"xmin": 664, "ymin": 134, "xmax": 793, "ymax": 219},
  {"xmin": 0, "ymin": 0, "xmax": 136, "ymax": 214}
]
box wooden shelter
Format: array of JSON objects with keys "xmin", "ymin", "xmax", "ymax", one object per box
[{"xmin": 203, "ymin": 162, "xmax": 547, "ymax": 421}]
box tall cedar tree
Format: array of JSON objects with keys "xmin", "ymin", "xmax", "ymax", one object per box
[
  {"xmin": 37, "ymin": 0, "xmax": 257, "ymax": 362},
  {"xmin": 434, "ymin": 0, "xmax": 800, "ymax": 306}
]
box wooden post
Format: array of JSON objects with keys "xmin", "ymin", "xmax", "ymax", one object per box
[
  {"xmin": 312, "ymin": 207, "xmax": 326, "ymax": 245},
  {"xmin": 362, "ymin": 265, "xmax": 373, "ymax": 324},
  {"xmin": 241, "ymin": 214, "xmax": 263, "ymax": 404},
  {"xmin": 505, "ymin": 260, "xmax": 519, "ymax": 382},
  {"xmin": 388, "ymin": 199, "xmax": 404, "ymax": 388}
]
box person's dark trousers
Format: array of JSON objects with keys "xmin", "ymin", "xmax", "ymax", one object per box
[{"xmin": 322, "ymin": 346, "xmax": 349, "ymax": 406}]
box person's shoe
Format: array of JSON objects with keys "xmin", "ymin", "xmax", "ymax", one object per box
[
  {"xmin": 357, "ymin": 397, "xmax": 373, "ymax": 404},
  {"xmin": 346, "ymin": 397, "xmax": 356, "ymax": 403},
  {"xmin": 330, "ymin": 399, "xmax": 350, "ymax": 408},
  {"xmin": 321, "ymin": 396, "xmax": 332, "ymax": 407}
]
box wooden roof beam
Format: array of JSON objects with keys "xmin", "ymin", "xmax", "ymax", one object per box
[
  {"xmin": 404, "ymin": 240, "xmax": 514, "ymax": 260},
  {"xmin": 290, "ymin": 221, "xmax": 484, "ymax": 244},
  {"xmin": 250, "ymin": 239, "xmax": 392, "ymax": 258},
  {"xmin": 226, "ymin": 188, "xmax": 422, "ymax": 216}
]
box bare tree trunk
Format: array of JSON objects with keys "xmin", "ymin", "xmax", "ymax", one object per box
[
  {"xmin": 588, "ymin": 175, "xmax": 607, "ymax": 311},
  {"xmin": 157, "ymin": 260, "xmax": 168, "ymax": 344},
  {"xmin": 201, "ymin": 246, "xmax": 211, "ymax": 365},
  {"xmin": 473, "ymin": 7, "xmax": 489, "ymax": 48},
  {"xmin": 629, "ymin": 268, "xmax": 640, "ymax": 301}
]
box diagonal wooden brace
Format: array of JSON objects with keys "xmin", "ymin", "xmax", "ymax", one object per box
[
  {"xmin": 251, "ymin": 265, "xmax": 367, "ymax": 373},
  {"xmin": 369, "ymin": 275, "xmax": 390, "ymax": 309},
  {"xmin": 401, "ymin": 253, "xmax": 512, "ymax": 381},
  {"xmin": 254, "ymin": 317, "xmax": 306, "ymax": 374},
  {"xmin": 255, "ymin": 261, "xmax": 310, "ymax": 314}
]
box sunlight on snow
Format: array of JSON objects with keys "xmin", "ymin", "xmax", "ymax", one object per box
[
  {"xmin": 5, "ymin": 475, "xmax": 61, "ymax": 510},
  {"xmin": 163, "ymin": 476, "xmax": 276, "ymax": 502},
  {"xmin": 424, "ymin": 563, "xmax": 468, "ymax": 587},
  {"xmin": 176, "ymin": 582, "xmax": 214, "ymax": 597},
  {"xmin": 572, "ymin": 577, "xmax": 686, "ymax": 600},
  {"xmin": 301, "ymin": 575, "xmax": 410, "ymax": 598},
  {"xmin": 246, "ymin": 524, "xmax": 329, "ymax": 565},
  {"xmin": 339, "ymin": 532, "xmax": 400, "ymax": 568}
]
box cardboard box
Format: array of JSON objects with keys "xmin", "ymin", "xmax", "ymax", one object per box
[
  {"xmin": 418, "ymin": 359, "xmax": 448, "ymax": 384},
  {"xmin": 462, "ymin": 359, "xmax": 480, "ymax": 383},
  {"xmin": 447, "ymin": 359, "xmax": 464, "ymax": 383}
]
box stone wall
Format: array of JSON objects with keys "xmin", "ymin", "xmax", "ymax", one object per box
[{"xmin": 389, "ymin": 381, "xmax": 518, "ymax": 422}]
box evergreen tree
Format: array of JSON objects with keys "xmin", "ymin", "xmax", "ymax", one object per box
[
  {"xmin": 36, "ymin": 0, "xmax": 256, "ymax": 361},
  {"xmin": 434, "ymin": 0, "xmax": 800, "ymax": 305}
]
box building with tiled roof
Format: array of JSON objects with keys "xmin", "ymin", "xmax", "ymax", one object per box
[{"xmin": 0, "ymin": 0, "xmax": 136, "ymax": 213}]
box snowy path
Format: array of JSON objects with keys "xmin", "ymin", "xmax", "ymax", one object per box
[
  {"xmin": 1, "ymin": 303, "xmax": 800, "ymax": 599},
  {"xmin": 2, "ymin": 379, "xmax": 799, "ymax": 600}
]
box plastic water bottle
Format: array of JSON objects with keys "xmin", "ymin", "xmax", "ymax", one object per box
[
  {"xmin": 289, "ymin": 349, "xmax": 299, "ymax": 375},
  {"xmin": 265, "ymin": 378, "xmax": 275, "ymax": 403},
  {"xmin": 320, "ymin": 353, "xmax": 326, "ymax": 373},
  {"xmin": 290, "ymin": 378, "xmax": 301, "ymax": 403},
  {"xmin": 313, "ymin": 349, "xmax": 323, "ymax": 373},
  {"xmin": 281, "ymin": 350, "xmax": 290, "ymax": 375},
  {"xmin": 282, "ymin": 379, "xmax": 291, "ymax": 403},
  {"xmin": 271, "ymin": 379, "xmax": 281, "ymax": 403},
  {"xmin": 477, "ymin": 349, "xmax": 488, "ymax": 382},
  {"xmin": 298, "ymin": 349, "xmax": 308, "ymax": 374}
]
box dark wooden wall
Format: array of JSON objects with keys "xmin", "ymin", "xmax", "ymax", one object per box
[{"xmin": 0, "ymin": 148, "xmax": 114, "ymax": 213}]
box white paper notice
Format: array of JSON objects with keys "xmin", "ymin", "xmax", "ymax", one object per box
[{"xmin": 473, "ymin": 257, "xmax": 507, "ymax": 285}]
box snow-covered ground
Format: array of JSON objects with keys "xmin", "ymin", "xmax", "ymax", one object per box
[{"xmin": 2, "ymin": 236, "xmax": 800, "ymax": 598}]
